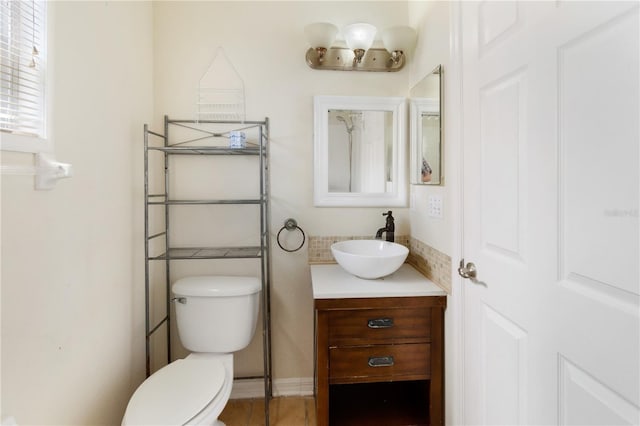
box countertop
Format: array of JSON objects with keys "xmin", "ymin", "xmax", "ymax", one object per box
[{"xmin": 310, "ymin": 263, "xmax": 447, "ymax": 299}]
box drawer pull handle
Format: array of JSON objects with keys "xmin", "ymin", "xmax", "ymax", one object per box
[
  {"xmin": 367, "ymin": 318, "xmax": 394, "ymax": 329},
  {"xmin": 368, "ymin": 356, "xmax": 395, "ymax": 367}
]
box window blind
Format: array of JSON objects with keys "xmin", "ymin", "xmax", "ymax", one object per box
[{"xmin": 0, "ymin": 0, "xmax": 46, "ymax": 138}]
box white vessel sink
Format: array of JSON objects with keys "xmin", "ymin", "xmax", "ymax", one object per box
[{"xmin": 330, "ymin": 240, "xmax": 409, "ymax": 279}]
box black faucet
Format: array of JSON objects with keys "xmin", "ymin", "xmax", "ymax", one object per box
[{"xmin": 375, "ymin": 210, "xmax": 395, "ymax": 242}]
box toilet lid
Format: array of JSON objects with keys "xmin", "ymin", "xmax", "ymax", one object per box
[{"xmin": 124, "ymin": 357, "xmax": 225, "ymax": 425}]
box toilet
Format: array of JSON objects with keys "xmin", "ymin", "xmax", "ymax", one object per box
[{"xmin": 122, "ymin": 276, "xmax": 261, "ymax": 426}]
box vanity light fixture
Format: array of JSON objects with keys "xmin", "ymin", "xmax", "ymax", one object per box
[{"xmin": 304, "ymin": 22, "xmax": 416, "ymax": 72}]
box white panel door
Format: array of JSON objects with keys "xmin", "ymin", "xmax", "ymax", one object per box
[{"xmin": 460, "ymin": 2, "xmax": 639, "ymax": 425}]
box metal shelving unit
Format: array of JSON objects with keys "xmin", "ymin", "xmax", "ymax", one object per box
[{"xmin": 143, "ymin": 115, "xmax": 272, "ymax": 424}]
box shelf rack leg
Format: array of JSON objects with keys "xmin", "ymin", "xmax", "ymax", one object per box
[
  {"xmin": 144, "ymin": 124, "xmax": 151, "ymax": 377},
  {"xmin": 260, "ymin": 120, "xmax": 273, "ymax": 425},
  {"xmin": 163, "ymin": 114, "xmax": 172, "ymax": 366}
]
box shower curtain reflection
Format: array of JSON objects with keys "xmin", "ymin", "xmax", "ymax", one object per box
[
  {"xmin": 334, "ymin": 112, "xmax": 356, "ymax": 191},
  {"xmin": 327, "ymin": 109, "xmax": 390, "ymax": 193}
]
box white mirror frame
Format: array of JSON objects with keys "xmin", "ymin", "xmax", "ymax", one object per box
[{"xmin": 313, "ymin": 95, "xmax": 407, "ymax": 207}]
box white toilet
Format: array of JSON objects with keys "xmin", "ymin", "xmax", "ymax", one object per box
[{"xmin": 122, "ymin": 276, "xmax": 261, "ymax": 426}]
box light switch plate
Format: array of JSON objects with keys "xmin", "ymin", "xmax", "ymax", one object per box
[{"xmin": 428, "ymin": 195, "xmax": 443, "ymax": 218}]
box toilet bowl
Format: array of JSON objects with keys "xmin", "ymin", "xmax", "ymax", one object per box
[
  {"xmin": 122, "ymin": 353, "xmax": 232, "ymax": 425},
  {"xmin": 122, "ymin": 276, "xmax": 261, "ymax": 426}
]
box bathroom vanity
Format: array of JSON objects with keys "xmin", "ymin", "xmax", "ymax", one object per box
[{"xmin": 311, "ymin": 264, "xmax": 447, "ymax": 426}]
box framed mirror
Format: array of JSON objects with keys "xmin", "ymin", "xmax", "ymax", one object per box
[
  {"xmin": 410, "ymin": 65, "xmax": 442, "ymax": 185},
  {"xmin": 313, "ymin": 95, "xmax": 407, "ymax": 207}
]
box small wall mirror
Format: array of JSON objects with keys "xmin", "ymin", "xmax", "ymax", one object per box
[
  {"xmin": 410, "ymin": 65, "xmax": 443, "ymax": 185},
  {"xmin": 313, "ymin": 95, "xmax": 407, "ymax": 207}
]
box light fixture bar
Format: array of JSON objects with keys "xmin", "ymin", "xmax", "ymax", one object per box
[{"xmin": 305, "ymin": 47, "xmax": 405, "ymax": 72}]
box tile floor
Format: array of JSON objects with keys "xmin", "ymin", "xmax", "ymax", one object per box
[{"xmin": 219, "ymin": 397, "xmax": 316, "ymax": 426}]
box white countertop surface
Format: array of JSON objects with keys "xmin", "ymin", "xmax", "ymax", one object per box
[{"xmin": 310, "ymin": 263, "xmax": 447, "ymax": 299}]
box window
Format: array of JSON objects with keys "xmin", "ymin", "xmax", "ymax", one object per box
[{"xmin": 0, "ymin": 0, "xmax": 48, "ymax": 152}]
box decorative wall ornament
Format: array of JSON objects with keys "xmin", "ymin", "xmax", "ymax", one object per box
[{"xmin": 197, "ymin": 47, "xmax": 245, "ymax": 121}]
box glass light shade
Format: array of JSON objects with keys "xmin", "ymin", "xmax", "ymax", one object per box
[
  {"xmin": 342, "ymin": 23, "xmax": 377, "ymax": 51},
  {"xmin": 304, "ymin": 23, "xmax": 338, "ymax": 49},
  {"xmin": 381, "ymin": 26, "xmax": 417, "ymax": 54}
]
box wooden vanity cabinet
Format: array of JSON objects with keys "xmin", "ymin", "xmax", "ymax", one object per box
[{"xmin": 314, "ymin": 296, "xmax": 446, "ymax": 426}]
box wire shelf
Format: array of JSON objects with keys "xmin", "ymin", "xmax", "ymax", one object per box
[{"xmin": 151, "ymin": 246, "xmax": 262, "ymax": 260}]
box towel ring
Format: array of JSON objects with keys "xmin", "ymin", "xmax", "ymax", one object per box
[{"xmin": 277, "ymin": 218, "xmax": 305, "ymax": 252}]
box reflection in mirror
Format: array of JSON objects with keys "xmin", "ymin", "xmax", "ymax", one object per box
[
  {"xmin": 410, "ymin": 65, "xmax": 442, "ymax": 185},
  {"xmin": 420, "ymin": 110, "xmax": 440, "ymax": 183},
  {"xmin": 314, "ymin": 96, "xmax": 407, "ymax": 207},
  {"xmin": 328, "ymin": 109, "xmax": 393, "ymax": 193}
]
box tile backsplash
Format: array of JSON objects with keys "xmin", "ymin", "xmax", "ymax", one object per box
[
  {"xmin": 308, "ymin": 235, "xmax": 451, "ymax": 293},
  {"xmin": 406, "ymin": 238, "xmax": 451, "ymax": 293}
]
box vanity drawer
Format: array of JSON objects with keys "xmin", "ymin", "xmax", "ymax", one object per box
[
  {"xmin": 329, "ymin": 343, "xmax": 430, "ymax": 383},
  {"xmin": 328, "ymin": 308, "xmax": 431, "ymax": 345}
]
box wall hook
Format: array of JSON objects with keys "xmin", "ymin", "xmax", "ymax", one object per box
[{"xmin": 35, "ymin": 153, "xmax": 73, "ymax": 190}]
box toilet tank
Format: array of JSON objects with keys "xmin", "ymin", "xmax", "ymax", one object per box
[{"xmin": 172, "ymin": 276, "xmax": 261, "ymax": 353}]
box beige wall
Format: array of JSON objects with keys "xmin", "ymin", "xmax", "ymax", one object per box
[
  {"xmin": 408, "ymin": 1, "xmax": 453, "ymax": 256},
  {"xmin": 1, "ymin": 2, "xmax": 153, "ymax": 424},
  {"xmin": 152, "ymin": 1, "xmax": 412, "ymax": 381}
]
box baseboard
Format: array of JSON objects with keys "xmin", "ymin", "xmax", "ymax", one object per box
[{"xmin": 230, "ymin": 377, "xmax": 314, "ymax": 399}]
